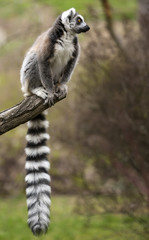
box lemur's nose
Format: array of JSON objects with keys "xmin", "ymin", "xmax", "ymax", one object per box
[
  {"xmin": 86, "ymin": 25, "xmax": 90, "ymax": 31},
  {"xmin": 84, "ymin": 25, "xmax": 90, "ymax": 32}
]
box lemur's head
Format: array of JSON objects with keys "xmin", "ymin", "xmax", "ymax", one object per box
[{"xmin": 61, "ymin": 8, "xmax": 90, "ymax": 34}]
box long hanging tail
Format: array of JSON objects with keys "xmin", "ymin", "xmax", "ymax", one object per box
[{"xmin": 25, "ymin": 112, "xmax": 51, "ymax": 236}]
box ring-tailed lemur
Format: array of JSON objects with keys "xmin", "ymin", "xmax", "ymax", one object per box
[{"xmin": 20, "ymin": 8, "xmax": 90, "ymax": 236}]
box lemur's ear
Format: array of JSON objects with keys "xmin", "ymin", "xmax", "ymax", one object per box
[
  {"xmin": 61, "ymin": 8, "xmax": 76, "ymax": 24},
  {"xmin": 68, "ymin": 9, "xmax": 74, "ymax": 21}
]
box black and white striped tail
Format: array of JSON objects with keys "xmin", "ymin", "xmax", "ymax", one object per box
[{"xmin": 25, "ymin": 112, "xmax": 51, "ymax": 236}]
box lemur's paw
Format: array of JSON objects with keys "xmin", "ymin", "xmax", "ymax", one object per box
[
  {"xmin": 44, "ymin": 92, "xmax": 54, "ymax": 106},
  {"xmin": 32, "ymin": 87, "xmax": 48, "ymax": 100},
  {"xmin": 55, "ymin": 84, "xmax": 68, "ymax": 99}
]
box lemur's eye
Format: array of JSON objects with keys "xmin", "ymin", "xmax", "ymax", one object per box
[{"xmin": 77, "ymin": 17, "xmax": 82, "ymax": 24}]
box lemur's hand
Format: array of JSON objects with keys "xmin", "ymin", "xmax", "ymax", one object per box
[
  {"xmin": 44, "ymin": 91, "xmax": 54, "ymax": 106},
  {"xmin": 55, "ymin": 84, "xmax": 68, "ymax": 99}
]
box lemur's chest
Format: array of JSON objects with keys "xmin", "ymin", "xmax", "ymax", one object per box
[{"xmin": 51, "ymin": 36, "xmax": 74, "ymax": 79}]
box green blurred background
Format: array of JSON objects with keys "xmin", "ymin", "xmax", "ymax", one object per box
[{"xmin": 0, "ymin": 0, "xmax": 149, "ymax": 240}]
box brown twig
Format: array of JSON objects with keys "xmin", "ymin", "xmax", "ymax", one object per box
[{"xmin": 100, "ymin": 0, "xmax": 129, "ymax": 60}]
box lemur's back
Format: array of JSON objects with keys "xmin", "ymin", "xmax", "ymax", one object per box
[{"xmin": 20, "ymin": 31, "xmax": 49, "ymax": 96}]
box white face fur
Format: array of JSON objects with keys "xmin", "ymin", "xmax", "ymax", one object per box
[{"xmin": 61, "ymin": 8, "xmax": 90, "ymax": 34}]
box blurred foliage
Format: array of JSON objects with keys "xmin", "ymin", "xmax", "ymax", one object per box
[
  {"xmin": 72, "ymin": 22, "xmax": 149, "ymax": 199},
  {"xmin": 0, "ymin": 0, "xmax": 32, "ymax": 18},
  {"xmin": 0, "ymin": 0, "xmax": 137, "ymax": 20},
  {"xmin": 0, "ymin": 195, "xmax": 148, "ymax": 240}
]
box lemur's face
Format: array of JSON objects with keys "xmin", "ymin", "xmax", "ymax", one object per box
[{"xmin": 61, "ymin": 8, "xmax": 90, "ymax": 34}]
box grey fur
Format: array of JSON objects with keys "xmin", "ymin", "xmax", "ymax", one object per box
[{"xmin": 20, "ymin": 8, "xmax": 89, "ymax": 100}]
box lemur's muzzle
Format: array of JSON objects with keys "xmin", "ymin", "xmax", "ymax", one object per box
[{"xmin": 82, "ymin": 25, "xmax": 90, "ymax": 32}]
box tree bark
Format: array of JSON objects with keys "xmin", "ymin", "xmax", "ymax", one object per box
[
  {"xmin": 100, "ymin": 0, "xmax": 129, "ymax": 60},
  {"xmin": 0, "ymin": 93, "xmax": 66, "ymax": 135},
  {"xmin": 138, "ymin": 0, "xmax": 149, "ymax": 41}
]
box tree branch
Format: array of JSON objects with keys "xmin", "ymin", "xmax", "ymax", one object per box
[
  {"xmin": 0, "ymin": 93, "xmax": 66, "ymax": 135},
  {"xmin": 100, "ymin": 0, "xmax": 129, "ymax": 60}
]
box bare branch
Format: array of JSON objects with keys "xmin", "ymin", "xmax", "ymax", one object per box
[
  {"xmin": 138, "ymin": 0, "xmax": 149, "ymax": 42},
  {"xmin": 0, "ymin": 93, "xmax": 66, "ymax": 135},
  {"xmin": 100, "ymin": 0, "xmax": 129, "ymax": 60}
]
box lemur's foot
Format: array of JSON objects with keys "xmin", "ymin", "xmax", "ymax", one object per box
[
  {"xmin": 32, "ymin": 87, "xmax": 48, "ymax": 99},
  {"xmin": 32, "ymin": 87, "xmax": 54, "ymax": 106},
  {"xmin": 55, "ymin": 84, "xmax": 68, "ymax": 99},
  {"xmin": 44, "ymin": 92, "xmax": 54, "ymax": 106}
]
